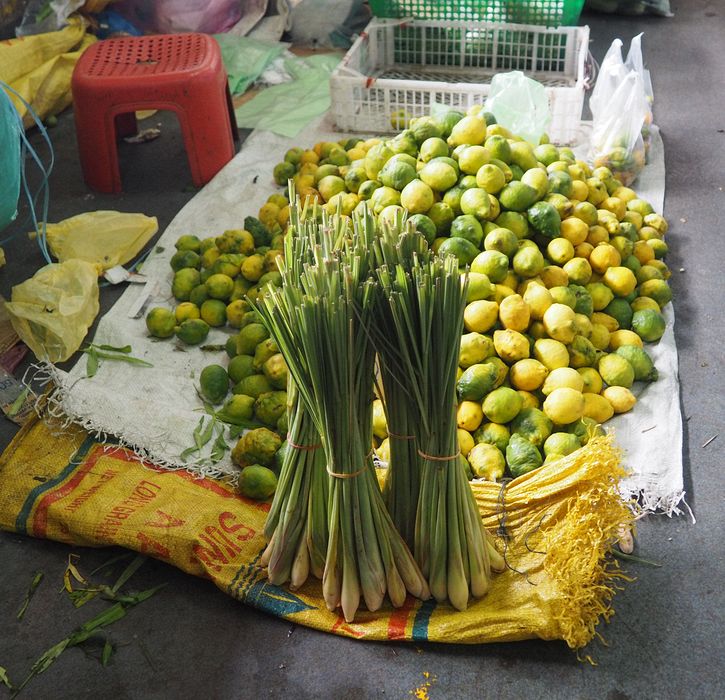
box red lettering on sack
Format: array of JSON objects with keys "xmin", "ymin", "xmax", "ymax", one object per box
[{"xmin": 136, "ymin": 532, "xmax": 170, "ymax": 559}]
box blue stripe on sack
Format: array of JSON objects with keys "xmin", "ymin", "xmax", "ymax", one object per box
[
  {"xmin": 14, "ymin": 435, "xmax": 96, "ymax": 535},
  {"xmin": 411, "ymin": 598, "xmax": 437, "ymax": 641}
]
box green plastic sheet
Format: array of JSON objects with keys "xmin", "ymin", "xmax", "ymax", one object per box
[
  {"xmin": 233, "ymin": 53, "xmax": 342, "ymax": 138},
  {"xmin": 213, "ymin": 35, "xmax": 288, "ymax": 97}
]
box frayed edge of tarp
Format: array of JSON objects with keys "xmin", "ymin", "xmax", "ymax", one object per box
[{"xmin": 25, "ymin": 361, "xmax": 241, "ymax": 485}]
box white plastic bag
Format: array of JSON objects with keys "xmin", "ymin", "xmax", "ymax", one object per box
[
  {"xmin": 590, "ymin": 70, "xmax": 648, "ymax": 186},
  {"xmin": 589, "ymin": 39, "xmax": 627, "ymax": 120},
  {"xmin": 625, "ymin": 33, "xmax": 654, "ymax": 155},
  {"xmin": 483, "ymin": 71, "xmax": 551, "ymax": 145}
]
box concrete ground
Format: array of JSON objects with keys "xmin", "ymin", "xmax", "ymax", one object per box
[{"xmin": 1, "ymin": 1, "xmax": 724, "ymax": 697}]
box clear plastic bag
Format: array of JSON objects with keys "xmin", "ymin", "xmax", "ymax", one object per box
[
  {"xmin": 590, "ymin": 70, "xmax": 648, "ymax": 185},
  {"xmin": 4, "ymin": 259, "xmax": 100, "ymax": 363},
  {"xmin": 484, "ymin": 71, "xmax": 551, "ymax": 145},
  {"xmin": 625, "ymin": 33, "xmax": 654, "ymax": 156}
]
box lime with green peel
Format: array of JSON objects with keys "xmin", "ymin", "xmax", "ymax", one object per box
[
  {"xmin": 506, "ymin": 433, "xmax": 543, "ymax": 478},
  {"xmin": 235, "ymin": 322, "xmax": 269, "ymax": 355},
  {"xmin": 407, "ymin": 213, "xmax": 437, "ymax": 244},
  {"xmin": 604, "ymin": 297, "xmax": 634, "ymax": 330},
  {"xmin": 200, "ymin": 299, "xmax": 227, "ymax": 327},
  {"xmin": 631, "ymin": 308, "xmax": 666, "ymax": 342},
  {"xmin": 510, "ymin": 407, "xmax": 553, "ymax": 447},
  {"xmin": 170, "ymin": 249, "xmax": 201, "ymax": 272},
  {"xmin": 420, "ymin": 161, "xmax": 458, "ymax": 192},
  {"xmin": 471, "ymin": 250, "xmax": 509, "ymax": 283},
  {"xmin": 175, "ymin": 234, "xmax": 202, "ymax": 252},
  {"xmin": 175, "ymin": 318, "xmax": 210, "ymax": 345},
  {"xmin": 218, "ymin": 394, "xmax": 255, "ymax": 424},
  {"xmin": 427, "ymin": 202, "xmax": 455, "ymax": 235},
  {"xmin": 615, "ymin": 345, "xmax": 658, "ymax": 382},
  {"xmin": 512, "ymin": 245, "xmax": 545, "ymax": 278},
  {"xmin": 484, "ymin": 228, "xmax": 519, "ymax": 258},
  {"xmin": 474, "ymin": 422, "xmax": 510, "ymax": 453},
  {"xmin": 498, "ymin": 182, "xmax": 538, "ymax": 212},
  {"xmin": 638, "ymin": 278, "xmax": 672, "ymax": 308},
  {"xmin": 438, "ymin": 237, "xmax": 479, "ymax": 266},
  {"xmin": 527, "ymin": 201, "xmax": 561, "ymax": 238},
  {"xmin": 254, "ymin": 391, "xmax": 287, "ymax": 427},
  {"xmin": 199, "ymin": 364, "xmax": 229, "ymax": 404},
  {"xmin": 238, "ymin": 465, "xmax": 277, "ymax": 500},
  {"xmin": 543, "ymin": 432, "xmax": 581, "ymax": 459},
  {"xmin": 228, "ymin": 354, "xmax": 256, "ymax": 384},
  {"xmin": 419, "ymin": 137, "xmax": 449, "ymax": 162},
  {"xmin": 466, "ymin": 272, "xmax": 494, "ymax": 302},
  {"xmin": 460, "ymin": 188, "xmax": 493, "ymax": 221},
  {"xmin": 364, "ymin": 143, "xmax": 393, "ymax": 180},
  {"xmin": 450, "ymin": 214, "xmax": 484, "ymax": 247},
  {"xmin": 495, "ymin": 211, "xmax": 529, "ymax": 239},
  {"xmin": 457, "ymin": 362, "xmax": 500, "ymax": 401},
  {"xmin": 358, "ymin": 180, "xmax": 382, "ymax": 200},
  {"xmin": 233, "ymin": 374, "xmax": 273, "ymax": 399},
  {"xmin": 172, "ymin": 268, "xmax": 201, "ymax": 301},
  {"xmin": 485, "ymin": 135, "xmax": 512, "ymax": 163},
  {"xmin": 379, "ymin": 160, "xmax": 417, "ymax": 190},
  {"xmin": 146, "ymin": 307, "xmax": 176, "ymax": 338},
  {"xmin": 482, "ymin": 387, "xmax": 523, "ymax": 424}
]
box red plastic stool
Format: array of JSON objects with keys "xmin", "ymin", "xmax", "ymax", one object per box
[{"xmin": 71, "ymin": 33, "xmax": 238, "ymax": 193}]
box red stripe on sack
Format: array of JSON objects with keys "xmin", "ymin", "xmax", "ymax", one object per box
[
  {"xmin": 32, "ymin": 445, "xmax": 105, "ymax": 537},
  {"xmin": 387, "ymin": 594, "xmax": 416, "ymax": 640}
]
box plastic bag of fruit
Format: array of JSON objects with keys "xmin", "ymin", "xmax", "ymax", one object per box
[{"xmin": 589, "ymin": 41, "xmax": 649, "ymax": 186}]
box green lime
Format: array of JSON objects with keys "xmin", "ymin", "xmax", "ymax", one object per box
[{"xmin": 199, "ymin": 364, "xmax": 229, "ymax": 404}]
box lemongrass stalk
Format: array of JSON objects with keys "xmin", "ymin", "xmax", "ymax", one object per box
[{"xmin": 289, "ymin": 529, "xmax": 310, "ymax": 591}]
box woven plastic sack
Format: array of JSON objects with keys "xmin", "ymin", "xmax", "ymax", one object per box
[
  {"xmin": 483, "ymin": 71, "xmax": 551, "ymax": 145},
  {"xmin": 0, "ymin": 413, "xmax": 630, "ymax": 650},
  {"xmin": 43, "ymin": 210, "xmax": 158, "ymax": 271},
  {"xmin": 4, "ymin": 259, "xmax": 100, "ymax": 363},
  {"xmin": 0, "ymin": 88, "xmax": 21, "ymax": 232}
]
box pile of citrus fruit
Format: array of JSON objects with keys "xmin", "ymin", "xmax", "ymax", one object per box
[{"xmin": 144, "ymin": 103, "xmax": 673, "ymax": 486}]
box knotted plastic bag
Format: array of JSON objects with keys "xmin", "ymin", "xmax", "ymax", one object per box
[
  {"xmin": 484, "ymin": 71, "xmax": 551, "ymax": 145},
  {"xmin": 4, "ymin": 259, "xmax": 100, "ymax": 363},
  {"xmin": 625, "ymin": 33, "xmax": 654, "ymax": 157},
  {"xmin": 42, "ymin": 210, "xmax": 158, "ymax": 271}
]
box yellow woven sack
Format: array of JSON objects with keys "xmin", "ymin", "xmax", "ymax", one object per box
[
  {"xmin": 43, "ymin": 211, "xmax": 159, "ymax": 271},
  {"xmin": 4, "ymin": 259, "xmax": 99, "ymax": 362},
  {"xmin": 0, "ymin": 414, "xmax": 630, "ymax": 649},
  {"xmin": 0, "ymin": 17, "xmax": 95, "ymax": 127}
]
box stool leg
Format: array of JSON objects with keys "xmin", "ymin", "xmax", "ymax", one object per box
[
  {"xmin": 74, "ymin": 105, "xmax": 122, "ymax": 194},
  {"xmin": 115, "ymin": 112, "xmax": 138, "ymax": 139},
  {"xmin": 175, "ymin": 91, "xmax": 236, "ymax": 188}
]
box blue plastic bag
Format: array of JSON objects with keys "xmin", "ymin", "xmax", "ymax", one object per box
[{"xmin": 0, "ymin": 87, "xmax": 21, "ymax": 232}]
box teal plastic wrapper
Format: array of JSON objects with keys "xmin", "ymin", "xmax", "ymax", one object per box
[
  {"xmin": 0, "ymin": 87, "xmax": 21, "ymax": 232},
  {"xmin": 213, "ymin": 35, "xmax": 288, "ymax": 97}
]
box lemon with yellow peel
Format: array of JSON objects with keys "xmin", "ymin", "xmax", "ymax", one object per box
[
  {"xmin": 493, "ymin": 329, "xmax": 530, "ymax": 363},
  {"xmin": 372, "ymin": 399, "xmax": 388, "ymax": 440},
  {"xmin": 146, "ymin": 307, "xmax": 176, "ymax": 338},
  {"xmin": 631, "ymin": 296, "xmax": 660, "ymax": 313},
  {"xmin": 459, "ymin": 332, "xmax": 495, "ymax": 368},
  {"xmin": 582, "ymin": 393, "xmax": 614, "ymax": 423},
  {"xmin": 498, "ymin": 294, "xmax": 530, "ymax": 332},
  {"xmin": 560, "ymin": 217, "xmax": 589, "ymax": 245},
  {"xmin": 543, "ymin": 303, "xmax": 577, "ymax": 344},
  {"xmin": 602, "ymin": 386, "xmax": 636, "ymax": 413},
  {"xmin": 608, "ymin": 329, "xmax": 644, "ymax": 350},
  {"xmin": 523, "ymin": 283, "xmax": 553, "ymax": 320},
  {"xmin": 463, "ymin": 300, "xmax": 499, "ymax": 333},
  {"xmin": 448, "ymin": 115, "xmax": 487, "ymax": 147},
  {"xmin": 482, "ymin": 386, "xmax": 523, "ymax": 424},
  {"xmin": 598, "ymin": 353, "xmax": 635, "ymax": 388},
  {"xmin": 510, "ymin": 359, "xmax": 549, "ymax": 391},
  {"xmin": 400, "ymin": 179, "xmax": 434, "ymax": 214},
  {"xmin": 542, "ymin": 367, "xmax": 585, "ymax": 396},
  {"xmin": 458, "ymin": 145, "xmax": 491, "ymax": 174},
  {"xmin": 174, "ymin": 302, "xmax": 200, "ymax": 324},
  {"xmin": 533, "ymin": 338, "xmax": 570, "ymax": 370},
  {"xmin": 458, "ymin": 429, "xmax": 475, "ymax": 458},
  {"xmin": 543, "ymin": 387, "xmax": 585, "ymax": 425},
  {"xmin": 375, "ymin": 438, "xmax": 391, "ymax": 463},
  {"xmin": 589, "ymin": 244, "xmax": 622, "ymax": 274},
  {"xmin": 457, "ymin": 400, "xmax": 484, "ymax": 432},
  {"xmin": 468, "ymin": 443, "xmax": 506, "ymax": 480},
  {"xmin": 589, "ymin": 323, "xmax": 611, "ymax": 350},
  {"xmin": 547, "ymin": 237, "xmax": 575, "ymax": 265},
  {"xmin": 540, "ymin": 265, "xmax": 569, "ymax": 289}
]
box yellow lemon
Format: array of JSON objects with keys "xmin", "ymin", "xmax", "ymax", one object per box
[
  {"xmin": 547, "ymin": 237, "xmax": 575, "ymax": 265},
  {"xmin": 591, "ymin": 311, "xmax": 619, "ymax": 332},
  {"xmin": 225, "ymin": 299, "xmax": 248, "ymax": 329},
  {"xmin": 589, "ymin": 323, "xmax": 611, "ymax": 350},
  {"xmin": 146, "ymin": 307, "xmax": 176, "ymax": 338},
  {"xmin": 575, "ymin": 242, "xmax": 594, "ymax": 259},
  {"xmin": 493, "ymin": 329, "xmax": 530, "ymax": 363},
  {"xmin": 563, "ymin": 257, "xmax": 592, "ymax": 286},
  {"xmin": 542, "ymin": 367, "xmax": 585, "ymax": 395},
  {"xmin": 372, "ymin": 399, "xmax": 388, "ymax": 439},
  {"xmin": 174, "ymin": 302, "xmax": 200, "ymax": 324},
  {"xmin": 540, "ymin": 265, "xmax": 569, "ymax": 288},
  {"xmin": 457, "ymin": 400, "xmax": 484, "ymax": 432},
  {"xmin": 458, "ymin": 145, "xmax": 491, "ymax": 174},
  {"xmin": 375, "ymin": 438, "xmax": 391, "ymax": 463},
  {"xmin": 631, "ymin": 296, "xmax": 661, "ymax": 313},
  {"xmin": 600, "ymin": 196, "xmax": 626, "ymax": 220},
  {"xmin": 633, "ymin": 239, "xmax": 655, "ymax": 265},
  {"xmin": 517, "ymin": 390, "xmax": 540, "ymax": 409},
  {"xmin": 448, "ymin": 115, "xmax": 487, "ymax": 147},
  {"xmin": 458, "ymin": 429, "xmax": 475, "ymax": 458},
  {"xmin": 533, "ymin": 338, "xmax": 570, "ymax": 370},
  {"xmin": 608, "ymin": 329, "xmax": 644, "ymax": 350},
  {"xmin": 602, "ymin": 386, "xmax": 636, "ymax": 413},
  {"xmin": 560, "ymin": 217, "xmax": 589, "ymax": 245},
  {"xmin": 582, "ymin": 393, "xmax": 614, "ymax": 423},
  {"xmin": 498, "ymin": 294, "xmax": 531, "ymax": 332},
  {"xmin": 523, "ymin": 283, "xmax": 553, "ymax": 321},
  {"xmin": 464, "ymin": 300, "xmax": 499, "ymax": 333},
  {"xmin": 468, "ymin": 442, "xmax": 506, "ymax": 480},
  {"xmin": 570, "ymin": 179, "xmax": 589, "ymax": 201},
  {"xmin": 603, "ymin": 266, "xmax": 638, "ymax": 296},
  {"xmin": 586, "ymin": 225, "xmax": 609, "ymax": 246},
  {"xmin": 543, "ymin": 387, "xmax": 585, "ymax": 425},
  {"xmin": 400, "ymin": 179, "xmax": 435, "ymax": 214},
  {"xmin": 589, "ymin": 244, "xmax": 622, "ymax": 274},
  {"xmin": 510, "ymin": 359, "xmax": 549, "ymax": 391},
  {"xmin": 577, "ymin": 367, "xmax": 603, "ymax": 394},
  {"xmin": 543, "ymin": 303, "xmax": 577, "ymax": 344}
]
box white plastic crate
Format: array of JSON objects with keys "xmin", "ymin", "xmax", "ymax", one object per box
[{"xmin": 331, "ymin": 19, "xmax": 589, "ymax": 144}]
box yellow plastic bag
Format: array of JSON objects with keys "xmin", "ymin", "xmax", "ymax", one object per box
[
  {"xmin": 4, "ymin": 259, "xmax": 99, "ymax": 362},
  {"xmin": 0, "ymin": 412, "xmax": 631, "ymax": 650},
  {"xmin": 0, "ymin": 17, "xmax": 95, "ymax": 127},
  {"xmin": 43, "ymin": 211, "xmax": 159, "ymax": 271}
]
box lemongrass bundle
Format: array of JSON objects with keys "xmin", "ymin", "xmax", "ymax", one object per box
[
  {"xmin": 257, "ymin": 214, "xmax": 428, "ymax": 622},
  {"xmin": 375, "ymin": 252, "xmax": 499, "ymax": 610}
]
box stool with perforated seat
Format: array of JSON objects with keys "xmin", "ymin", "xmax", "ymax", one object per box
[{"xmin": 71, "ymin": 33, "xmax": 238, "ymax": 193}]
